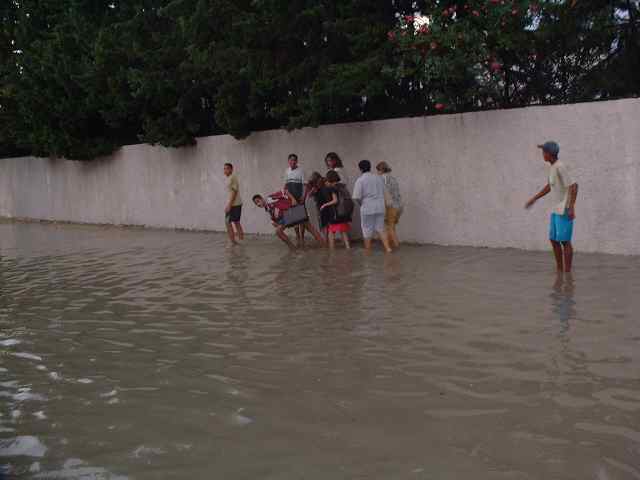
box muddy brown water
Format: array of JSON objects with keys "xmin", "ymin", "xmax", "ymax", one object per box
[{"xmin": 1, "ymin": 222, "xmax": 639, "ymax": 479}]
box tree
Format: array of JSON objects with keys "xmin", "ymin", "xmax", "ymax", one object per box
[
  {"xmin": 387, "ymin": 0, "xmax": 640, "ymax": 113},
  {"xmin": 0, "ymin": 0, "xmax": 638, "ymax": 160},
  {"xmin": 0, "ymin": 1, "xmax": 23, "ymax": 157}
]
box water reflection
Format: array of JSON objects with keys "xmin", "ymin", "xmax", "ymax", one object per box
[
  {"xmin": 0, "ymin": 222, "xmax": 639, "ymax": 479},
  {"xmin": 551, "ymin": 272, "xmax": 577, "ymax": 332}
]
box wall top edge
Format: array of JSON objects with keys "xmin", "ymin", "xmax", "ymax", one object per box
[{"xmin": 2, "ymin": 97, "xmax": 638, "ymax": 162}]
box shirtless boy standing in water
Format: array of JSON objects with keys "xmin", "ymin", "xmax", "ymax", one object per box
[{"xmin": 525, "ymin": 141, "xmax": 579, "ymax": 272}]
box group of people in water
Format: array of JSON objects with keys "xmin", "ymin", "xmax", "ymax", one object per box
[
  {"xmin": 224, "ymin": 141, "xmax": 580, "ymax": 272},
  {"xmin": 223, "ymin": 152, "xmax": 403, "ymax": 252}
]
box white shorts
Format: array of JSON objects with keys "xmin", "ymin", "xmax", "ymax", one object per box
[{"xmin": 361, "ymin": 213, "xmax": 385, "ymax": 239}]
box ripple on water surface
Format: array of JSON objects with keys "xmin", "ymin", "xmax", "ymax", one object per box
[{"xmin": 0, "ymin": 222, "xmax": 639, "ymax": 479}]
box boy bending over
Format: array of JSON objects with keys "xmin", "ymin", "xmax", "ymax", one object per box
[{"xmin": 253, "ymin": 191, "xmax": 325, "ymax": 250}]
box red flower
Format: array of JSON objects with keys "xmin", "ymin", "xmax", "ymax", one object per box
[
  {"xmin": 489, "ymin": 61, "xmax": 502, "ymax": 72},
  {"xmin": 490, "ymin": 0, "xmax": 500, "ymax": 4},
  {"xmin": 387, "ymin": 31, "xmax": 396, "ymax": 41},
  {"xmin": 418, "ymin": 24, "xmax": 430, "ymax": 34},
  {"xmin": 472, "ymin": 9, "xmax": 480, "ymax": 16},
  {"xmin": 404, "ymin": 15, "xmax": 414, "ymax": 23},
  {"xmin": 435, "ymin": 103, "xmax": 446, "ymax": 110}
]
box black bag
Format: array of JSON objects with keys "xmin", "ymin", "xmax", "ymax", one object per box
[
  {"xmin": 335, "ymin": 184, "xmax": 354, "ymax": 220},
  {"xmin": 282, "ymin": 204, "xmax": 308, "ymax": 227}
]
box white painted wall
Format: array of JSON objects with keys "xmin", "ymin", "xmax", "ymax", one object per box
[{"xmin": 1, "ymin": 99, "xmax": 638, "ymax": 255}]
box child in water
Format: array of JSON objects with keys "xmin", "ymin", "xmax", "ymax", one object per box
[
  {"xmin": 320, "ymin": 170, "xmax": 352, "ymax": 249},
  {"xmin": 307, "ymin": 172, "xmax": 334, "ymax": 241}
]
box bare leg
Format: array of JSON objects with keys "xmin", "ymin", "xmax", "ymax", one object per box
[
  {"xmin": 553, "ymin": 271, "xmax": 564, "ymax": 292},
  {"xmin": 389, "ymin": 225, "xmax": 400, "ymax": 248},
  {"xmin": 384, "ymin": 229, "xmax": 394, "ymax": 249},
  {"xmin": 561, "ymin": 241, "xmax": 573, "ymax": 273},
  {"xmin": 550, "ymin": 240, "xmax": 564, "ymax": 272},
  {"xmin": 379, "ymin": 231, "xmax": 393, "ymax": 253},
  {"xmin": 226, "ymin": 223, "xmax": 237, "ymax": 245},
  {"xmin": 234, "ymin": 222, "xmax": 244, "ymax": 241},
  {"xmin": 276, "ymin": 227, "xmax": 296, "ymax": 250},
  {"xmin": 363, "ymin": 238, "xmax": 373, "ymax": 251},
  {"xmin": 328, "ymin": 231, "xmax": 336, "ymax": 249},
  {"xmin": 342, "ymin": 232, "xmax": 351, "ymax": 249},
  {"xmin": 305, "ymin": 222, "xmax": 326, "ymax": 247},
  {"xmin": 295, "ymin": 225, "xmax": 303, "ymax": 247}
]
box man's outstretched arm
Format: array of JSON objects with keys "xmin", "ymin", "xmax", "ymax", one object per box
[{"xmin": 525, "ymin": 184, "xmax": 550, "ymax": 209}]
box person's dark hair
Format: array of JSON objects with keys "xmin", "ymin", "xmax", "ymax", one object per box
[
  {"xmin": 358, "ymin": 160, "xmax": 371, "ymax": 172},
  {"xmin": 308, "ymin": 171, "xmax": 324, "ymax": 188},
  {"xmin": 288, "ymin": 153, "xmax": 298, "ymax": 161},
  {"xmin": 224, "ymin": 163, "xmax": 233, "ymax": 169},
  {"xmin": 252, "ymin": 194, "xmax": 263, "ymax": 203},
  {"xmin": 325, "ymin": 152, "xmax": 343, "ymax": 168},
  {"xmin": 325, "ymin": 170, "xmax": 341, "ymax": 184}
]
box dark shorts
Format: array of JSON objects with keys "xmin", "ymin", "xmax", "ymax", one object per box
[
  {"xmin": 285, "ymin": 182, "xmax": 304, "ymax": 202},
  {"xmin": 226, "ymin": 205, "xmax": 242, "ymax": 224}
]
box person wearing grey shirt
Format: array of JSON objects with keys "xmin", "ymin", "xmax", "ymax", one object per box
[{"xmin": 352, "ymin": 160, "xmax": 393, "ymax": 253}]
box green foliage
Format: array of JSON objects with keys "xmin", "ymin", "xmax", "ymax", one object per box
[
  {"xmin": 0, "ymin": 0, "xmax": 638, "ymax": 159},
  {"xmin": 0, "ymin": 2, "xmax": 23, "ymax": 157},
  {"xmin": 388, "ymin": 0, "xmax": 639, "ymax": 113}
]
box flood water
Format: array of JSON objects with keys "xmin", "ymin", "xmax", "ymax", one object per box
[{"xmin": 1, "ymin": 222, "xmax": 639, "ymax": 479}]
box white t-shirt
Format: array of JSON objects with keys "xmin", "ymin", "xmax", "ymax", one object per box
[
  {"xmin": 548, "ymin": 161, "xmax": 574, "ymax": 215},
  {"xmin": 352, "ymin": 172, "xmax": 386, "ymax": 216},
  {"xmin": 284, "ymin": 167, "xmax": 306, "ymax": 185}
]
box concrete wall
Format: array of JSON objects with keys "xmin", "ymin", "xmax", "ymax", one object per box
[{"xmin": 1, "ymin": 99, "xmax": 638, "ymax": 255}]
